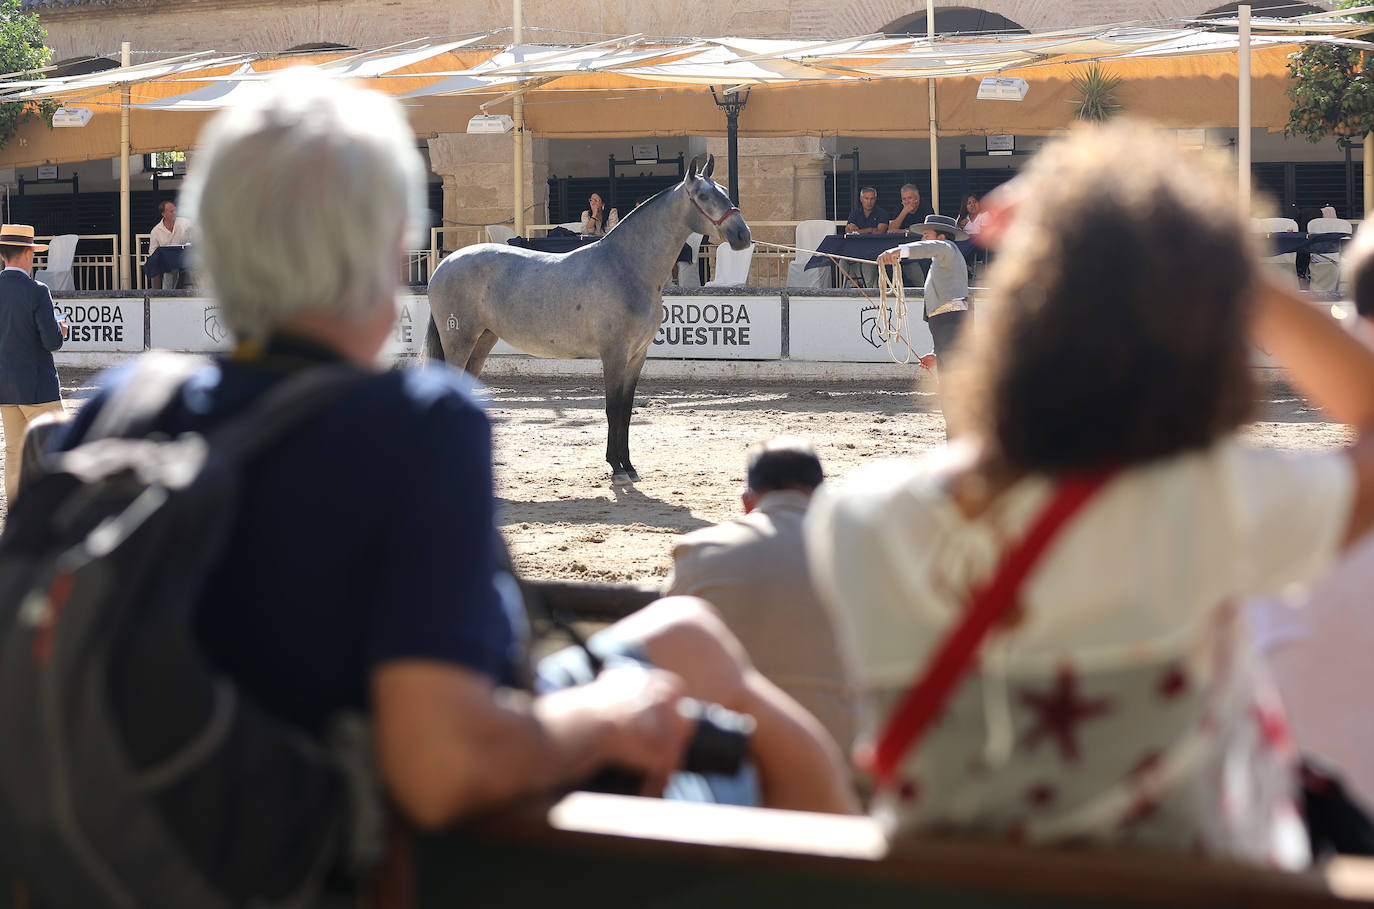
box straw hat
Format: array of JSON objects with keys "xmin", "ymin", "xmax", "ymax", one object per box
[
  {"xmin": 921, "ymin": 214, "xmax": 967, "ymax": 242},
  {"xmin": 0, "ymin": 225, "xmax": 47, "ymax": 251}
]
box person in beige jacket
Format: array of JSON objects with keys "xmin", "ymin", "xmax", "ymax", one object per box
[{"xmin": 665, "ymin": 437, "xmax": 858, "ymax": 751}]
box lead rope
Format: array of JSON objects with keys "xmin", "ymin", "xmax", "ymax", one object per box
[{"xmin": 751, "ymin": 239, "xmax": 919, "ymax": 366}]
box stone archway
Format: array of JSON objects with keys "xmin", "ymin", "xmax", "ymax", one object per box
[
  {"xmin": 282, "ymin": 42, "xmax": 358, "ymax": 54},
  {"xmin": 1200, "ymin": 0, "xmax": 1329, "ymax": 16},
  {"xmin": 48, "ymin": 56, "xmax": 119, "ymax": 79},
  {"xmin": 882, "ymin": 6, "xmax": 1030, "ymax": 35}
]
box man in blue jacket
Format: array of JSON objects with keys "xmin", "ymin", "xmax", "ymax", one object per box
[{"xmin": 0, "ymin": 224, "xmax": 67, "ymax": 502}]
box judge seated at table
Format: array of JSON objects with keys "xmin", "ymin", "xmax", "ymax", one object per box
[
  {"xmin": 148, "ymin": 199, "xmax": 193, "ymax": 289},
  {"xmin": 887, "ymin": 184, "xmax": 933, "ymax": 288},
  {"xmin": 845, "ymin": 186, "xmax": 889, "ymax": 288}
]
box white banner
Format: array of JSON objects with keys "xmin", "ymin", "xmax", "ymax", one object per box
[
  {"xmin": 53, "ymin": 297, "xmax": 143, "ymax": 352},
  {"xmin": 385, "ymin": 294, "xmax": 431, "ymax": 357},
  {"xmin": 651, "ymin": 295, "xmax": 781, "ymax": 359},
  {"xmin": 789, "ymin": 296, "xmax": 934, "ymax": 363},
  {"xmin": 149, "ymin": 297, "xmax": 232, "ymax": 352}
]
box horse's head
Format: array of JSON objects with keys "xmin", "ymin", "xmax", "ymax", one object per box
[{"xmin": 683, "ymin": 154, "xmax": 751, "ymax": 251}]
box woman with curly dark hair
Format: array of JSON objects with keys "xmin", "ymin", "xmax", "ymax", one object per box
[{"xmin": 808, "ymin": 122, "xmax": 1374, "ymax": 867}]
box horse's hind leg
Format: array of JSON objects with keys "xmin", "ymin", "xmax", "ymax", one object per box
[
  {"xmin": 465, "ymin": 331, "xmax": 499, "ymax": 376},
  {"xmin": 433, "ymin": 321, "xmax": 485, "ymax": 377}
]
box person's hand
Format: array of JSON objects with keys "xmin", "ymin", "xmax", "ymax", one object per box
[
  {"xmin": 59, "ymin": 321, "xmax": 69, "ymax": 339},
  {"xmin": 918, "ymin": 353, "xmax": 937, "ymax": 372},
  {"xmin": 609, "ymin": 208, "xmax": 619, "ymax": 220},
  {"xmin": 589, "ymin": 665, "xmax": 693, "ymax": 797},
  {"xmin": 877, "ymin": 248, "xmax": 902, "ymax": 266}
]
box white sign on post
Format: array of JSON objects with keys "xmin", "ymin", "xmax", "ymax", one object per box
[
  {"xmin": 789, "ymin": 296, "xmax": 934, "ymax": 363},
  {"xmin": 986, "ymin": 134, "xmax": 1015, "ymax": 156},
  {"xmin": 54, "ymin": 298, "xmax": 143, "ymax": 351}
]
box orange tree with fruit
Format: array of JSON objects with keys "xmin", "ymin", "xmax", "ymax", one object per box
[{"xmin": 1286, "ymin": 0, "xmax": 1374, "ymax": 146}]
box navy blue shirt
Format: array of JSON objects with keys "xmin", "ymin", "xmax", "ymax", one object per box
[
  {"xmin": 59, "ymin": 338, "xmax": 524, "ymax": 733},
  {"xmin": 845, "ymin": 206, "xmax": 889, "ymax": 232},
  {"xmin": 890, "ymin": 200, "xmax": 934, "ymax": 232}
]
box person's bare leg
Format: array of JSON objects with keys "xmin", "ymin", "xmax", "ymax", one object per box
[{"xmin": 610, "ymin": 596, "xmax": 859, "ymax": 815}]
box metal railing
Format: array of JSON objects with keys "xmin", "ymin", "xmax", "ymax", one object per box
[
  {"xmin": 28, "ymin": 221, "xmax": 846, "ymax": 291},
  {"xmin": 696, "ymin": 221, "xmax": 844, "ymax": 286}
]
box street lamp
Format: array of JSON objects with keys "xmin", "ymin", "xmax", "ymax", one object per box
[{"xmin": 710, "ymin": 85, "xmax": 751, "ymax": 204}]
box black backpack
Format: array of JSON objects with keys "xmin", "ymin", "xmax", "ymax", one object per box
[{"xmin": 0, "ymin": 353, "xmax": 382, "ymax": 908}]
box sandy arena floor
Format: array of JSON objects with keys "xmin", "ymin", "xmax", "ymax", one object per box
[{"xmin": 5, "ymin": 366, "xmax": 1351, "ymax": 587}]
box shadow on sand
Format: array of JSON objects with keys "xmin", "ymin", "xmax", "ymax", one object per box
[{"xmin": 497, "ymin": 485, "xmax": 713, "ymax": 533}]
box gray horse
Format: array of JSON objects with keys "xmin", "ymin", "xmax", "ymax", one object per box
[{"xmin": 426, "ymin": 153, "xmax": 751, "ymax": 484}]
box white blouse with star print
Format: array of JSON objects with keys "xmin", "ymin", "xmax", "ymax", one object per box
[{"xmin": 806, "ymin": 438, "xmax": 1354, "ymax": 870}]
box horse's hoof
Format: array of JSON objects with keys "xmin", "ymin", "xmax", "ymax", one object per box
[
  {"xmin": 611, "ymin": 470, "xmax": 634, "ymax": 486},
  {"xmin": 625, "ymin": 466, "xmax": 640, "ymax": 482}
]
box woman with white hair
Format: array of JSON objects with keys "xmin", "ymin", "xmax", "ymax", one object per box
[{"xmin": 57, "ymin": 70, "xmax": 855, "ymax": 881}]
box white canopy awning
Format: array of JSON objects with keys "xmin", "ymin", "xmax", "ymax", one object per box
[{"xmin": 0, "ymin": 16, "xmax": 1361, "ymax": 112}]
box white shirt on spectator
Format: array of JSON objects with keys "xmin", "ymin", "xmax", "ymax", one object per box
[
  {"xmin": 806, "ymin": 438, "xmax": 1353, "ymax": 869},
  {"xmin": 149, "ymin": 217, "xmax": 192, "ymax": 251}
]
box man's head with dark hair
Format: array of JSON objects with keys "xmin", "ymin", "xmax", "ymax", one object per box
[
  {"xmin": 0, "ymin": 244, "xmax": 29, "ymax": 265},
  {"xmin": 158, "ymin": 200, "xmax": 175, "ymax": 216},
  {"xmin": 742, "ymin": 436, "xmax": 823, "ymax": 512}
]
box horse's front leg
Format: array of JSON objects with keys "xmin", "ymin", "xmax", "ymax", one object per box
[
  {"xmin": 603, "ymin": 363, "xmax": 631, "ymax": 484},
  {"xmin": 617, "ymin": 354, "xmax": 647, "ymax": 482}
]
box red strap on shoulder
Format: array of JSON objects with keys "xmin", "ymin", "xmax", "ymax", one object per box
[{"xmin": 865, "ymin": 468, "xmax": 1117, "ymax": 786}]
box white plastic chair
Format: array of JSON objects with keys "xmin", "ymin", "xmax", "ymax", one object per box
[
  {"xmin": 1254, "ymin": 217, "xmax": 1300, "ymax": 289},
  {"xmin": 485, "ymin": 225, "xmax": 517, "ymax": 244},
  {"xmin": 785, "ymin": 219, "xmax": 836, "ymax": 288},
  {"xmin": 676, "ymin": 232, "xmax": 704, "ymax": 287},
  {"xmin": 34, "ymin": 234, "xmax": 77, "ymax": 293},
  {"xmin": 706, "ymin": 242, "xmax": 755, "ymax": 287},
  {"xmin": 1306, "ymin": 216, "xmax": 1354, "ymax": 292}
]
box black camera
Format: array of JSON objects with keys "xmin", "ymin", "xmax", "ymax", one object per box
[{"xmin": 583, "ymin": 698, "xmax": 754, "ymax": 795}]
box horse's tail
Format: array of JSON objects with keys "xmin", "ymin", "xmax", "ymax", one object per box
[{"xmin": 424, "ymin": 315, "xmax": 445, "ymax": 364}]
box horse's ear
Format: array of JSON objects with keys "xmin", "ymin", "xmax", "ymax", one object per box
[
  {"xmin": 687, "ymin": 153, "xmax": 706, "ymax": 179},
  {"xmin": 703, "ymin": 154, "xmax": 716, "ymax": 179}
]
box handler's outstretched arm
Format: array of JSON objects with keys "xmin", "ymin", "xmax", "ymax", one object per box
[{"xmin": 1253, "ymin": 276, "xmax": 1374, "ymax": 546}]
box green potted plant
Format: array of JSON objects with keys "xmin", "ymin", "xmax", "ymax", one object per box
[{"xmin": 1069, "ymin": 63, "xmax": 1124, "ymax": 122}]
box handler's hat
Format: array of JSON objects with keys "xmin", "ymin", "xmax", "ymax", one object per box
[
  {"xmin": 0, "ymin": 225, "xmax": 46, "ymax": 251},
  {"xmin": 921, "ymin": 214, "xmax": 967, "ymax": 242}
]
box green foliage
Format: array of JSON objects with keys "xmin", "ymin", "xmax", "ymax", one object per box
[
  {"xmin": 0, "ymin": 0, "xmax": 55, "ymax": 149},
  {"xmin": 1069, "ymin": 64, "xmax": 1124, "ymax": 122},
  {"xmin": 1286, "ymin": 0, "xmax": 1374, "ymax": 147}
]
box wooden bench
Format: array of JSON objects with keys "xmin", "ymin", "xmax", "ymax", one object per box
[
  {"xmin": 421, "ymin": 792, "xmax": 1374, "ymax": 908},
  {"xmin": 442, "ymin": 582, "xmax": 1374, "ymax": 907}
]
